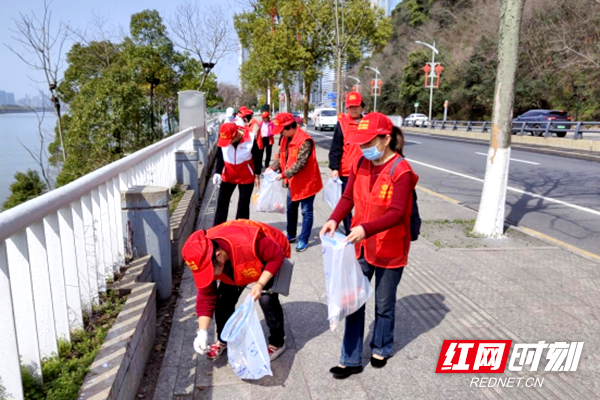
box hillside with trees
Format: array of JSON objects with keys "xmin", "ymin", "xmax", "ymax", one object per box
[{"xmin": 357, "ymin": 0, "xmax": 599, "ymax": 121}]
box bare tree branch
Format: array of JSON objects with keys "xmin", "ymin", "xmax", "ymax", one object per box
[
  {"xmin": 169, "ymin": 1, "xmax": 237, "ymax": 90},
  {"xmin": 5, "ymin": 0, "xmax": 69, "ymax": 164}
]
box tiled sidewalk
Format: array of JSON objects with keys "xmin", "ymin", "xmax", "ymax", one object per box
[{"xmin": 153, "ymin": 144, "xmax": 600, "ymax": 400}]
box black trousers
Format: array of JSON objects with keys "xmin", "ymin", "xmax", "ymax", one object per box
[
  {"xmin": 261, "ymin": 137, "xmax": 273, "ymax": 170},
  {"xmin": 213, "ymin": 181, "xmax": 254, "ymax": 226},
  {"xmin": 214, "ymin": 278, "xmax": 285, "ymax": 347},
  {"xmin": 340, "ymin": 176, "xmax": 352, "ymax": 234}
]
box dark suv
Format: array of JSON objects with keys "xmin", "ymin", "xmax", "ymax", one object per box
[{"xmin": 513, "ymin": 110, "xmax": 573, "ymax": 137}]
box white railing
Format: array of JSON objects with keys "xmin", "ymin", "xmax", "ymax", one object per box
[{"xmin": 0, "ymin": 119, "xmax": 218, "ymax": 399}]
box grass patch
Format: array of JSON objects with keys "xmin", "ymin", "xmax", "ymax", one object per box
[
  {"xmin": 21, "ymin": 290, "xmax": 127, "ymax": 400},
  {"xmin": 169, "ymin": 184, "xmax": 186, "ymax": 216}
]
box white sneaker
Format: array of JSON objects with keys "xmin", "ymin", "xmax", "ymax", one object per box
[{"xmin": 268, "ymin": 344, "xmax": 286, "ymax": 361}]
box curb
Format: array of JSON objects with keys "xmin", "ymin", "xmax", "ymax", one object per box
[{"xmin": 416, "ymin": 185, "xmax": 600, "ymax": 265}]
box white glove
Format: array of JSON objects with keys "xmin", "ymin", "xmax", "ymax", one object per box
[
  {"xmin": 212, "ymin": 174, "xmax": 222, "ymax": 187},
  {"xmin": 194, "ymin": 329, "xmax": 208, "ymax": 354}
]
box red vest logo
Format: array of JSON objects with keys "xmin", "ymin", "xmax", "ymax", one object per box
[{"xmin": 436, "ymin": 340, "xmax": 512, "ymax": 373}]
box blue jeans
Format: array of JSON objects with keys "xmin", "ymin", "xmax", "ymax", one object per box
[
  {"xmin": 286, "ymin": 191, "xmax": 315, "ymax": 243},
  {"xmin": 340, "ymin": 257, "xmax": 404, "ymax": 367}
]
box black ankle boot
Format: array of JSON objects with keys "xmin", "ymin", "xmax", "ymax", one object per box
[
  {"xmin": 329, "ymin": 365, "xmax": 363, "ymax": 379},
  {"xmin": 370, "ymin": 356, "xmax": 388, "ymax": 368}
]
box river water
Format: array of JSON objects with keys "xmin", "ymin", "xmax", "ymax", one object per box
[{"xmin": 0, "ymin": 112, "xmax": 57, "ymax": 206}]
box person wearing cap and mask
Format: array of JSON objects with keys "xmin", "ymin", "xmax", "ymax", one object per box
[
  {"xmin": 183, "ymin": 220, "xmax": 289, "ymax": 361},
  {"xmin": 259, "ymin": 112, "xmax": 275, "ymax": 169},
  {"xmin": 328, "ymin": 92, "xmax": 365, "ymax": 234},
  {"xmin": 320, "ymin": 112, "xmax": 418, "ymax": 378},
  {"xmin": 267, "ymin": 112, "xmax": 323, "ymax": 252},
  {"xmin": 224, "ymin": 107, "xmax": 235, "ymax": 122},
  {"xmin": 212, "ymin": 121, "xmax": 262, "ymax": 226}
]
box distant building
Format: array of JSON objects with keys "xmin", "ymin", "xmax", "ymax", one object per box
[
  {"xmin": 0, "ymin": 90, "xmax": 6, "ymax": 105},
  {"xmin": 238, "ymin": 43, "xmax": 250, "ymax": 87},
  {"xmin": 6, "ymin": 93, "xmax": 15, "ymax": 105}
]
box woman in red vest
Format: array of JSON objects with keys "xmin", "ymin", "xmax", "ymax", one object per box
[
  {"xmin": 212, "ymin": 121, "xmax": 262, "ymax": 226},
  {"xmin": 268, "ymin": 112, "xmax": 323, "ymax": 252},
  {"xmin": 183, "ymin": 220, "xmax": 291, "ymax": 362},
  {"xmin": 320, "ymin": 113, "xmax": 419, "ymax": 378}
]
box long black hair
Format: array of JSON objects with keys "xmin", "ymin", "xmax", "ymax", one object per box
[{"xmin": 378, "ymin": 126, "xmax": 405, "ymax": 156}]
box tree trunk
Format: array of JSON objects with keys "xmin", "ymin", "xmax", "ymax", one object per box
[
  {"xmin": 198, "ymin": 69, "xmax": 209, "ymax": 91},
  {"xmin": 473, "ymin": 0, "xmax": 526, "ymax": 237},
  {"xmin": 284, "ymin": 84, "xmax": 291, "ymax": 113},
  {"xmin": 304, "ymin": 77, "xmax": 311, "ymax": 124},
  {"xmin": 336, "ymin": 51, "xmax": 343, "ymax": 114},
  {"xmin": 52, "ymin": 94, "xmax": 67, "ymax": 163}
]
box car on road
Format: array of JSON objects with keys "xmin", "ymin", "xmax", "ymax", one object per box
[
  {"xmin": 513, "ymin": 110, "xmax": 573, "ymax": 137},
  {"xmin": 314, "ymin": 108, "xmax": 338, "ymax": 131},
  {"xmin": 404, "ymin": 113, "xmax": 429, "ymax": 127},
  {"xmin": 292, "ymin": 112, "xmax": 304, "ymax": 126}
]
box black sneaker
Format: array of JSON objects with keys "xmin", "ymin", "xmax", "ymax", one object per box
[
  {"xmin": 370, "ymin": 356, "xmax": 388, "ymax": 369},
  {"xmin": 329, "ymin": 365, "xmax": 363, "ymax": 379}
]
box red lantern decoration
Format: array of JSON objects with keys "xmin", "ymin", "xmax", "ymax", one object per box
[{"xmin": 435, "ymin": 64, "xmax": 444, "ymax": 88}]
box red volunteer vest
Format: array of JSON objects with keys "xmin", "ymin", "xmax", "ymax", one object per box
[
  {"xmin": 339, "ymin": 114, "xmax": 363, "ymax": 177},
  {"xmin": 280, "ymin": 128, "xmax": 323, "ymax": 201},
  {"xmin": 259, "ymin": 121, "xmax": 275, "ymax": 146},
  {"xmin": 206, "ymin": 220, "xmax": 291, "ymax": 287},
  {"xmin": 221, "ymin": 128, "xmax": 255, "ymax": 185},
  {"xmin": 352, "ymin": 154, "xmax": 418, "ymax": 268}
]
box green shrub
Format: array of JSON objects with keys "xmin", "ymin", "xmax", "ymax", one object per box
[{"xmin": 21, "ymin": 291, "xmax": 126, "ymax": 399}]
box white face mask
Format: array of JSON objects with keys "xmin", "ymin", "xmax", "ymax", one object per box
[{"xmin": 361, "ymin": 139, "xmax": 384, "ymax": 160}]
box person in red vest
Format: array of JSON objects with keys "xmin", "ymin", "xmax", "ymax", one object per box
[
  {"xmin": 259, "ymin": 111, "xmax": 275, "ymax": 169},
  {"xmin": 268, "ymin": 112, "xmax": 323, "ymax": 252},
  {"xmin": 320, "ymin": 112, "xmax": 418, "ymax": 378},
  {"xmin": 328, "ymin": 92, "xmax": 365, "ymax": 234},
  {"xmin": 183, "ymin": 219, "xmax": 290, "ymax": 361},
  {"xmin": 212, "ymin": 122, "xmax": 262, "ymax": 226}
]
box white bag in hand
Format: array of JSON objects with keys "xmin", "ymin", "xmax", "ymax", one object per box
[
  {"xmin": 321, "ymin": 232, "xmax": 373, "ymax": 331},
  {"xmin": 323, "ymin": 178, "xmax": 343, "ymax": 210},
  {"xmin": 253, "ymin": 170, "xmax": 286, "ymax": 213},
  {"xmin": 221, "ymin": 295, "xmax": 273, "ymax": 380}
]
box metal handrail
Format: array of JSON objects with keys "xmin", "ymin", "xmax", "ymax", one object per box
[{"xmin": 401, "ymin": 118, "xmax": 600, "ymax": 140}]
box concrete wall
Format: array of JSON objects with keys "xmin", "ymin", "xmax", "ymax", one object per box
[{"xmin": 170, "ymin": 189, "xmax": 198, "ymax": 269}]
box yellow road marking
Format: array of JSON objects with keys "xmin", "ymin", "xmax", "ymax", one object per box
[
  {"xmin": 417, "ymin": 185, "xmax": 600, "ymax": 263},
  {"xmin": 518, "ymin": 227, "xmax": 600, "ymax": 263},
  {"xmin": 416, "ymin": 185, "xmax": 461, "ymax": 204}
]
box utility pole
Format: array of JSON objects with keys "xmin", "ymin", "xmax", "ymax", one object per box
[
  {"xmin": 473, "ymin": 0, "xmax": 526, "ymax": 237},
  {"xmin": 366, "ymin": 66, "xmax": 380, "ymax": 112},
  {"xmin": 415, "ymin": 41, "xmax": 439, "ymax": 122}
]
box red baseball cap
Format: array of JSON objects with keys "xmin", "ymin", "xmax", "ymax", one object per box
[
  {"xmin": 346, "ymin": 92, "xmax": 362, "ymax": 107},
  {"xmin": 238, "ymin": 107, "xmax": 253, "ymax": 117},
  {"xmin": 348, "ymin": 112, "xmax": 394, "ymax": 145},
  {"xmin": 182, "ymin": 230, "xmax": 214, "ymax": 289},
  {"xmin": 272, "ymin": 112, "xmax": 295, "ymax": 135},
  {"xmin": 261, "ymin": 111, "xmax": 270, "ymax": 118},
  {"xmin": 217, "ymin": 122, "xmax": 241, "ymax": 147}
]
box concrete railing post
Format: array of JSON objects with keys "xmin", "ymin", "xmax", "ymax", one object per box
[
  {"xmin": 175, "ymin": 150, "xmax": 199, "ymax": 200},
  {"xmin": 121, "ymin": 186, "xmax": 172, "ymax": 299}
]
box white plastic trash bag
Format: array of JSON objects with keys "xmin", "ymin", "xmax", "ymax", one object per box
[
  {"xmin": 221, "ymin": 295, "xmax": 273, "ymax": 380},
  {"xmin": 323, "ymin": 178, "xmax": 343, "ymax": 210},
  {"xmin": 253, "ymin": 170, "xmax": 286, "ymax": 213},
  {"xmin": 321, "ymin": 232, "xmax": 373, "ymax": 331}
]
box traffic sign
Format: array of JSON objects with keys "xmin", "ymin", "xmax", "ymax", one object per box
[
  {"xmin": 327, "ymin": 92, "xmax": 337, "ymax": 100},
  {"xmin": 331, "ymin": 102, "xmax": 336, "ymax": 107},
  {"xmin": 414, "ymin": 102, "xmax": 419, "ymax": 107}
]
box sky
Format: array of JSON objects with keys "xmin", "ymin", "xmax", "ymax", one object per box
[{"xmin": 0, "ymin": 0, "xmax": 240, "ymax": 100}]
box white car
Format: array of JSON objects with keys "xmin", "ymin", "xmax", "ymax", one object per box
[
  {"xmin": 315, "ymin": 108, "xmax": 338, "ymax": 131},
  {"xmin": 404, "ymin": 113, "xmax": 429, "ymax": 127}
]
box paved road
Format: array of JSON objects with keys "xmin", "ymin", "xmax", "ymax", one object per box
[{"xmin": 305, "ymin": 125, "xmax": 600, "ymax": 257}]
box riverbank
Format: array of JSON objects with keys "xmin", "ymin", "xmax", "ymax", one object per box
[{"xmin": 0, "ymin": 105, "xmax": 53, "ymax": 114}]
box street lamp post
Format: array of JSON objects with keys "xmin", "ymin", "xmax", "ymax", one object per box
[
  {"xmin": 348, "ymin": 75, "xmax": 361, "ymax": 92},
  {"xmin": 365, "ymin": 66, "xmax": 380, "ymax": 112},
  {"xmin": 415, "ymin": 40, "xmax": 439, "ymax": 123}
]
